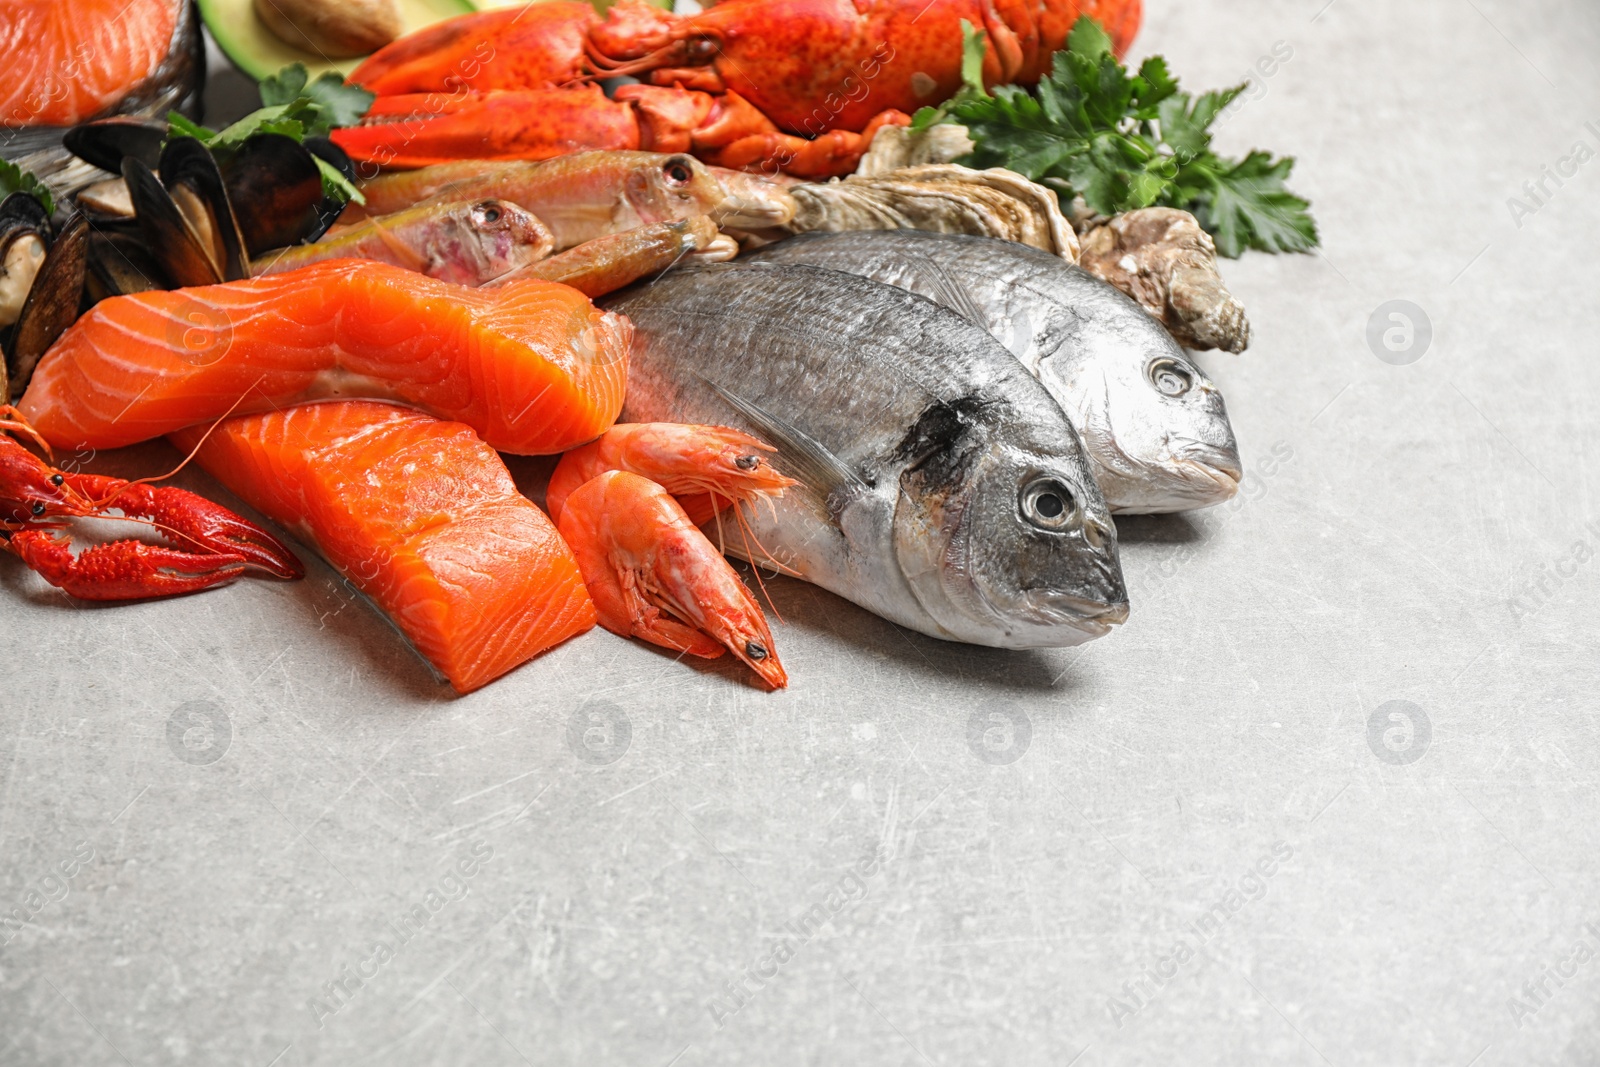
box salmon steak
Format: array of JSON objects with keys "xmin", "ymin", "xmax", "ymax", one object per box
[
  {"xmin": 19, "ymin": 259, "xmax": 630, "ymax": 454},
  {"xmin": 170, "ymin": 401, "xmax": 597, "ymax": 693},
  {"xmin": 0, "ymin": 0, "xmax": 192, "ymax": 126}
]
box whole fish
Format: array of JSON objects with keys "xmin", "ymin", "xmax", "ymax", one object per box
[
  {"xmin": 251, "ymin": 199, "xmax": 553, "ymax": 286},
  {"xmin": 344, "ymin": 151, "xmax": 789, "ymax": 248},
  {"xmin": 746, "ymin": 231, "xmax": 1243, "ymax": 513},
  {"xmin": 603, "ymin": 262, "xmax": 1128, "ymax": 649}
]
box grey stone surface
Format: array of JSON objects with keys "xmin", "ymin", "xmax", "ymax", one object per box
[{"xmin": 3, "ymin": 2, "xmax": 1600, "ymax": 1064}]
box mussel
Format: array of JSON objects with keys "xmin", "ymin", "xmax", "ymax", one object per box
[
  {"xmin": 84, "ymin": 232, "xmax": 169, "ymax": 304},
  {"xmin": 0, "ymin": 195, "xmax": 87, "ymax": 402},
  {"xmin": 64, "ymin": 119, "xmax": 358, "ymax": 294},
  {"xmin": 124, "ymin": 136, "xmax": 252, "ymax": 286},
  {"xmin": 219, "ymin": 134, "xmax": 329, "ymax": 256},
  {"xmin": 0, "ymin": 193, "xmax": 50, "ymax": 330}
]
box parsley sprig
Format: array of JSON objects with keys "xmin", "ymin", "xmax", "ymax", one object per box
[
  {"xmin": 918, "ymin": 19, "xmax": 1317, "ymax": 257},
  {"xmin": 0, "ymin": 159, "xmax": 54, "ymax": 216},
  {"xmin": 167, "ymin": 64, "xmax": 374, "ymax": 205}
]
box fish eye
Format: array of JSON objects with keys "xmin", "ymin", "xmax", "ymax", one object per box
[
  {"xmin": 685, "ymin": 37, "xmax": 718, "ymax": 61},
  {"xmin": 473, "ymin": 202, "xmax": 504, "ymax": 225},
  {"xmin": 663, "ymin": 157, "xmax": 695, "ymax": 186},
  {"xmin": 1019, "ymin": 478, "xmax": 1075, "ymax": 531},
  {"xmin": 1149, "ymin": 359, "xmax": 1193, "ymax": 397}
]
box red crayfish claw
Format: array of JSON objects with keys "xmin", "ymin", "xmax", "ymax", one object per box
[{"xmin": 1, "ymin": 410, "xmax": 302, "ymax": 601}]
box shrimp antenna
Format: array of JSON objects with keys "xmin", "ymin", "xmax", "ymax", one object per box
[{"xmin": 729, "ymin": 501, "xmax": 791, "ymax": 625}]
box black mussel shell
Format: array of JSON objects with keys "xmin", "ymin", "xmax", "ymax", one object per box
[
  {"xmin": 6, "ymin": 214, "xmax": 86, "ymax": 402},
  {"xmin": 159, "ymin": 136, "xmax": 251, "ymax": 282},
  {"xmin": 86, "ymin": 230, "xmax": 171, "ymax": 303},
  {"xmin": 124, "ymin": 155, "xmax": 221, "ymax": 288},
  {"xmin": 221, "ymin": 134, "xmax": 326, "ymax": 257},
  {"xmin": 0, "ymin": 191, "xmax": 52, "ymax": 243},
  {"xmin": 0, "ymin": 192, "xmax": 54, "ymax": 385},
  {"xmin": 62, "ymin": 117, "xmax": 167, "ymax": 174}
]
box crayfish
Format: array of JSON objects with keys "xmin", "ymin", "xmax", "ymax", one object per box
[
  {"xmin": 0, "ymin": 408, "xmax": 301, "ymax": 600},
  {"xmin": 332, "ymin": 0, "xmax": 1142, "ymax": 179}
]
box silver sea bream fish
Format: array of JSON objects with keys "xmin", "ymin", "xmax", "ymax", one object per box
[
  {"xmin": 747, "ymin": 231, "xmax": 1243, "ymax": 514},
  {"xmin": 603, "ymin": 261, "xmax": 1128, "ymax": 649}
]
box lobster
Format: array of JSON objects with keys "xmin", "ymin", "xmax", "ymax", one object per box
[
  {"xmin": 1, "ymin": 409, "xmax": 302, "ymax": 600},
  {"xmin": 332, "ymin": 0, "xmax": 1142, "ymax": 179}
]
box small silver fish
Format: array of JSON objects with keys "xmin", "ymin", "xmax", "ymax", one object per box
[
  {"xmin": 747, "ymin": 231, "xmax": 1243, "ymax": 513},
  {"xmin": 603, "ymin": 262, "xmax": 1128, "ymax": 649},
  {"xmin": 252, "ymin": 199, "xmax": 553, "ymax": 286}
]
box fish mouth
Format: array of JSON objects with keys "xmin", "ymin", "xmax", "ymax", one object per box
[
  {"xmin": 1049, "ymin": 594, "xmax": 1130, "ymax": 628},
  {"xmin": 1175, "ymin": 443, "xmax": 1243, "ymax": 498},
  {"xmin": 1103, "ymin": 440, "xmax": 1243, "ymax": 514},
  {"xmin": 1017, "ymin": 592, "xmax": 1129, "ymax": 643}
]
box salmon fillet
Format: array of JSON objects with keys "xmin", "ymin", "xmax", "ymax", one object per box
[
  {"xmin": 20, "ymin": 259, "xmax": 630, "ymax": 454},
  {"xmin": 171, "ymin": 401, "xmax": 596, "ymax": 693},
  {"xmin": 0, "ymin": 0, "xmax": 182, "ymax": 126}
]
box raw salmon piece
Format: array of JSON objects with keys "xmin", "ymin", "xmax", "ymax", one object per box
[
  {"xmin": 19, "ymin": 259, "xmax": 630, "ymax": 455},
  {"xmin": 170, "ymin": 401, "xmax": 596, "ymax": 694},
  {"xmin": 0, "ymin": 0, "xmax": 183, "ymax": 126}
]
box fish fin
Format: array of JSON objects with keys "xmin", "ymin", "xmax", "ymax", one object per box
[
  {"xmin": 365, "ymin": 215, "xmax": 428, "ymax": 273},
  {"xmin": 698, "ymin": 377, "xmax": 867, "ymax": 516},
  {"xmin": 907, "ymin": 253, "xmax": 987, "ymax": 326}
]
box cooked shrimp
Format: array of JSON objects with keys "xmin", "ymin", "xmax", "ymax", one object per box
[
  {"xmin": 546, "ymin": 422, "xmax": 797, "ymax": 525},
  {"xmin": 556, "ymin": 470, "xmax": 788, "ymax": 689}
]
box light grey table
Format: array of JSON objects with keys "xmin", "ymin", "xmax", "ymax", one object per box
[{"xmin": 3, "ymin": 2, "xmax": 1598, "ymax": 1064}]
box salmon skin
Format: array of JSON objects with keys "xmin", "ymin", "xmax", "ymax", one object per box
[
  {"xmin": 19, "ymin": 259, "xmax": 631, "ymax": 455},
  {"xmin": 170, "ymin": 401, "xmax": 596, "ymax": 693},
  {"xmin": 0, "ymin": 0, "xmax": 197, "ymax": 127}
]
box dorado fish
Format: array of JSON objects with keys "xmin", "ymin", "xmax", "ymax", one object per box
[
  {"xmin": 603, "ymin": 262, "xmax": 1128, "ymax": 649},
  {"xmin": 746, "ymin": 231, "xmax": 1243, "ymax": 513}
]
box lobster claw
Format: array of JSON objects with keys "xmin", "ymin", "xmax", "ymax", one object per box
[
  {"xmin": 65, "ymin": 473, "xmax": 304, "ymax": 581},
  {"xmin": 4, "ymin": 529, "xmax": 253, "ymax": 601}
]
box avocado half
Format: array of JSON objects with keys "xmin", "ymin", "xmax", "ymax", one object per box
[{"xmin": 199, "ymin": 0, "xmax": 489, "ymax": 81}]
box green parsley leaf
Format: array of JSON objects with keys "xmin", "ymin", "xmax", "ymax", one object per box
[
  {"xmin": 0, "ymin": 159, "xmax": 52, "ymax": 216},
  {"xmin": 259, "ymin": 64, "xmax": 311, "ymax": 107},
  {"xmin": 301, "ymin": 71, "xmax": 376, "ymax": 136},
  {"xmin": 958, "ymin": 19, "xmax": 988, "ymax": 96},
  {"xmin": 911, "ymin": 21, "xmax": 989, "ymax": 131},
  {"xmin": 1184, "ymin": 150, "xmax": 1318, "ymax": 257},
  {"xmin": 941, "ymin": 15, "xmax": 1316, "ymax": 256},
  {"xmin": 314, "ymin": 156, "xmax": 365, "ymax": 206},
  {"xmin": 166, "ymin": 111, "xmax": 215, "ymax": 146},
  {"xmin": 163, "ymin": 67, "xmax": 373, "ymax": 206},
  {"xmin": 1065, "ymin": 16, "xmax": 1113, "ymax": 60}
]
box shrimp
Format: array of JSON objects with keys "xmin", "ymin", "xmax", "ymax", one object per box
[
  {"xmin": 555, "ymin": 470, "xmax": 788, "ymax": 689},
  {"xmin": 546, "ymin": 422, "xmax": 797, "ymax": 526}
]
